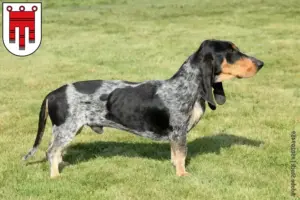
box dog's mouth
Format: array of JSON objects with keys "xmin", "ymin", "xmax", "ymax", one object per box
[{"xmin": 214, "ymin": 73, "xmax": 236, "ymax": 82}]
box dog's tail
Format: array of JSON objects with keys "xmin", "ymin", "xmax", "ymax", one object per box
[{"xmin": 23, "ymin": 98, "xmax": 48, "ymax": 160}]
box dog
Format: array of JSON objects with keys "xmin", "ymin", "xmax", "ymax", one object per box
[{"xmin": 23, "ymin": 40, "xmax": 264, "ymax": 178}]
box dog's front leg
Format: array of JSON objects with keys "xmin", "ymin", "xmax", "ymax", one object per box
[
  {"xmin": 170, "ymin": 134, "xmax": 189, "ymax": 176},
  {"xmin": 170, "ymin": 142, "xmax": 176, "ymax": 167}
]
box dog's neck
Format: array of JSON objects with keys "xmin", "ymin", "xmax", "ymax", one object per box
[{"xmin": 168, "ymin": 56, "xmax": 202, "ymax": 108}]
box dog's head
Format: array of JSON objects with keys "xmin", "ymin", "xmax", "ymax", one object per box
[{"xmin": 191, "ymin": 40, "xmax": 264, "ymax": 110}]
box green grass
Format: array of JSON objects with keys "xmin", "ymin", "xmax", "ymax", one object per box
[{"xmin": 0, "ymin": 0, "xmax": 300, "ymax": 199}]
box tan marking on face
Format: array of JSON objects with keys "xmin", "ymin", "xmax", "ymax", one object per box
[
  {"xmin": 217, "ymin": 58, "xmax": 257, "ymax": 81},
  {"xmin": 216, "ymin": 73, "xmax": 236, "ymax": 82}
]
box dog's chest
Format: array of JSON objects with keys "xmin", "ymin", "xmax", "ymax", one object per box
[{"xmin": 187, "ymin": 100, "xmax": 205, "ymax": 131}]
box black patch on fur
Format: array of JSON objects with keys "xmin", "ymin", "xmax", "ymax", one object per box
[
  {"xmin": 212, "ymin": 82, "xmax": 226, "ymax": 105},
  {"xmin": 194, "ymin": 51, "xmax": 216, "ymax": 110},
  {"xmin": 225, "ymin": 51, "xmax": 243, "ymax": 64},
  {"xmin": 99, "ymin": 94, "xmax": 109, "ymax": 101},
  {"xmin": 47, "ymin": 85, "xmax": 69, "ymax": 126},
  {"xmin": 106, "ymin": 83, "xmax": 172, "ymax": 135},
  {"xmin": 122, "ymin": 81, "xmax": 139, "ymax": 84},
  {"xmin": 80, "ymin": 101, "xmax": 92, "ymax": 104},
  {"xmin": 73, "ymin": 80, "xmax": 102, "ymax": 94}
]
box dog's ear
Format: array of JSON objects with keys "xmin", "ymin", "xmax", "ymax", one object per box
[
  {"xmin": 212, "ymin": 82, "xmax": 226, "ymax": 105},
  {"xmin": 198, "ymin": 52, "xmax": 217, "ymax": 110},
  {"xmin": 191, "ymin": 40, "xmax": 226, "ymax": 110}
]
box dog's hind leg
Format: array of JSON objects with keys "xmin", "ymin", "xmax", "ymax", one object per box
[{"xmin": 47, "ymin": 122, "xmax": 82, "ymax": 178}]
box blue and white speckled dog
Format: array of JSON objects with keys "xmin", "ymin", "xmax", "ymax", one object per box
[{"xmin": 23, "ymin": 40, "xmax": 264, "ymax": 178}]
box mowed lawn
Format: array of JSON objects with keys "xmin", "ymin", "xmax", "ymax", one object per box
[{"xmin": 0, "ymin": 0, "xmax": 300, "ymax": 199}]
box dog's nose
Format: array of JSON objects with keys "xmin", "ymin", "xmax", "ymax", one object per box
[
  {"xmin": 256, "ymin": 60, "xmax": 264, "ymax": 70},
  {"xmin": 250, "ymin": 58, "xmax": 264, "ymax": 70}
]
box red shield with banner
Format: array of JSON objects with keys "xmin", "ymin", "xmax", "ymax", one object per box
[{"xmin": 2, "ymin": 2, "xmax": 42, "ymax": 56}]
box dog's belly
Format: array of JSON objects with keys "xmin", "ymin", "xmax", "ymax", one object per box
[
  {"xmin": 83, "ymin": 104, "xmax": 170, "ymax": 140},
  {"xmin": 100, "ymin": 120, "xmax": 170, "ymax": 140},
  {"xmin": 89, "ymin": 125, "xmax": 103, "ymax": 134}
]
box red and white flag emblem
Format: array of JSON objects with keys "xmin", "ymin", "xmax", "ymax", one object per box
[{"xmin": 2, "ymin": 2, "xmax": 42, "ymax": 56}]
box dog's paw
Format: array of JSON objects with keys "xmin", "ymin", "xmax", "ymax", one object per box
[
  {"xmin": 176, "ymin": 171, "xmax": 190, "ymax": 177},
  {"xmin": 50, "ymin": 170, "xmax": 61, "ymax": 179},
  {"xmin": 50, "ymin": 174, "xmax": 60, "ymax": 179},
  {"xmin": 171, "ymin": 161, "xmax": 176, "ymax": 167}
]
